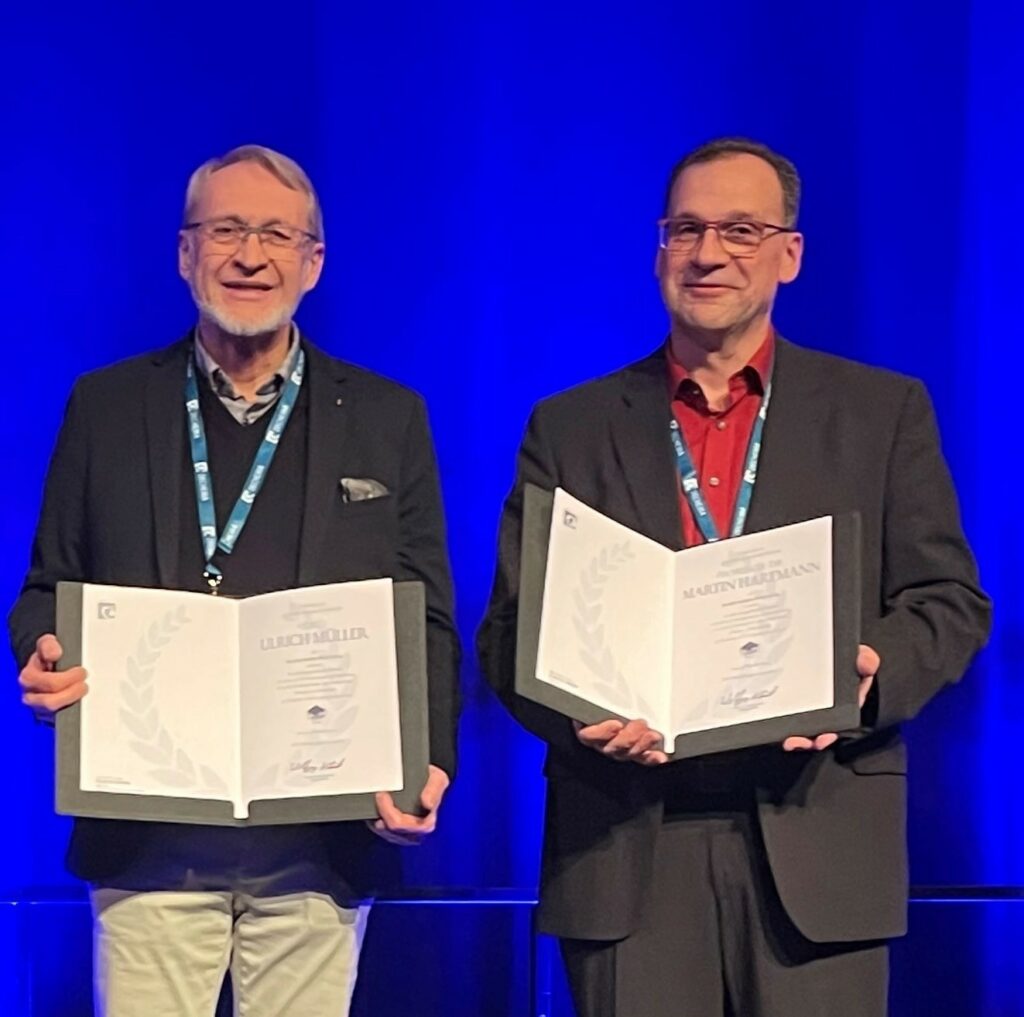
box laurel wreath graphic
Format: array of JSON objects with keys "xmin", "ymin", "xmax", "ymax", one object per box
[
  {"xmin": 119, "ymin": 606, "xmax": 228, "ymax": 793},
  {"xmin": 572, "ymin": 542, "xmax": 655, "ymax": 717}
]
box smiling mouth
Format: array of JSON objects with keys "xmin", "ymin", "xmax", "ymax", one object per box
[{"xmin": 221, "ymin": 281, "xmax": 274, "ymax": 296}]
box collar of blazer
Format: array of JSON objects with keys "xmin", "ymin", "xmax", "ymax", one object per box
[
  {"xmin": 611, "ymin": 335, "xmax": 828, "ymax": 548},
  {"xmin": 143, "ymin": 329, "xmax": 352, "ymax": 588}
]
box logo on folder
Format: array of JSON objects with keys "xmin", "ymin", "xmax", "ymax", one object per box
[
  {"xmin": 740, "ymin": 641, "xmax": 760, "ymax": 657},
  {"xmin": 307, "ymin": 705, "xmax": 327, "ymax": 723}
]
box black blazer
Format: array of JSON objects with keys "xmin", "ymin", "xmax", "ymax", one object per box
[
  {"xmin": 9, "ymin": 334, "xmax": 461, "ymax": 892},
  {"xmin": 477, "ymin": 338, "xmax": 991, "ymax": 944}
]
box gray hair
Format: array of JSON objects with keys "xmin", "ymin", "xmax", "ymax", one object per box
[
  {"xmin": 183, "ymin": 144, "xmax": 324, "ymax": 240},
  {"xmin": 663, "ymin": 137, "xmax": 801, "ymax": 227}
]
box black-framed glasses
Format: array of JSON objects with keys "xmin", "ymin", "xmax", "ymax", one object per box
[
  {"xmin": 657, "ymin": 217, "xmax": 796, "ymax": 257},
  {"xmin": 183, "ymin": 219, "xmax": 320, "ymax": 251}
]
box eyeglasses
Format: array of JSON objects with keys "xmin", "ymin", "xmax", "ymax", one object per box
[
  {"xmin": 183, "ymin": 219, "xmax": 320, "ymax": 251},
  {"xmin": 657, "ymin": 217, "xmax": 796, "ymax": 257}
]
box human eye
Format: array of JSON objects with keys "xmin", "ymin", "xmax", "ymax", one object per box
[
  {"xmin": 262, "ymin": 226, "xmax": 296, "ymax": 246},
  {"xmin": 207, "ymin": 221, "xmax": 241, "ymax": 240},
  {"xmin": 670, "ymin": 220, "xmax": 703, "ymax": 240},
  {"xmin": 721, "ymin": 221, "xmax": 761, "ymax": 244}
]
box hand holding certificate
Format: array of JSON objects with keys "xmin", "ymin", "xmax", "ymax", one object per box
[
  {"xmin": 55, "ymin": 579, "xmax": 430, "ymax": 825},
  {"xmin": 516, "ymin": 487, "xmax": 863, "ymax": 760}
]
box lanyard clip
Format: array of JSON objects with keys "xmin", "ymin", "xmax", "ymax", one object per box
[{"xmin": 203, "ymin": 569, "xmax": 223, "ymax": 595}]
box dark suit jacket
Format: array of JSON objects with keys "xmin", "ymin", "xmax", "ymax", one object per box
[
  {"xmin": 9, "ymin": 334, "xmax": 461, "ymax": 892},
  {"xmin": 477, "ymin": 338, "xmax": 991, "ymax": 944}
]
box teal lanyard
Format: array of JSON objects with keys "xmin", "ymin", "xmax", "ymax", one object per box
[
  {"xmin": 185, "ymin": 347, "xmax": 305, "ymax": 593},
  {"xmin": 669, "ymin": 376, "xmax": 772, "ymax": 543}
]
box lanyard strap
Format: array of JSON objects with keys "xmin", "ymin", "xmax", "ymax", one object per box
[
  {"xmin": 185, "ymin": 347, "xmax": 306, "ymax": 590},
  {"xmin": 669, "ymin": 377, "xmax": 772, "ymax": 543}
]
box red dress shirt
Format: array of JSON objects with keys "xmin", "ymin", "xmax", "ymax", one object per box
[{"xmin": 666, "ymin": 333, "xmax": 774, "ymax": 548}]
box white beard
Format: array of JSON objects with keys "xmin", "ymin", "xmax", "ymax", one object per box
[{"xmin": 192, "ymin": 289, "xmax": 298, "ymax": 338}]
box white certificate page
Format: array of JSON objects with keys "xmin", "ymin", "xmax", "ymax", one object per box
[
  {"xmin": 669, "ymin": 517, "xmax": 835, "ymax": 745},
  {"xmin": 79, "ymin": 585, "xmax": 241, "ymax": 807},
  {"xmin": 238, "ymin": 579, "xmax": 404, "ymax": 813},
  {"xmin": 536, "ymin": 489, "xmax": 675, "ymax": 730}
]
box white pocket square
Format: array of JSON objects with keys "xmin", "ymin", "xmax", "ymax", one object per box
[{"xmin": 339, "ymin": 477, "xmax": 390, "ymax": 503}]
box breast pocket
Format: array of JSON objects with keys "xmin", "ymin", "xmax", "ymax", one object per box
[
  {"xmin": 338, "ymin": 493, "xmax": 396, "ymax": 517},
  {"xmin": 324, "ymin": 495, "xmax": 401, "ymax": 580}
]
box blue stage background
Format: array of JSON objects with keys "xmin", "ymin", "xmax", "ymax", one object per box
[{"xmin": 3, "ymin": 1, "xmax": 1021, "ymax": 1013}]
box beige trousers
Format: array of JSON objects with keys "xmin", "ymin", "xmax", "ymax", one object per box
[{"xmin": 91, "ymin": 887, "xmax": 369, "ymax": 1017}]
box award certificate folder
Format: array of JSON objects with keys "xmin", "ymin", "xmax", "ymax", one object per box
[
  {"xmin": 56, "ymin": 578, "xmax": 429, "ymax": 825},
  {"xmin": 516, "ymin": 486, "xmax": 862, "ymax": 759}
]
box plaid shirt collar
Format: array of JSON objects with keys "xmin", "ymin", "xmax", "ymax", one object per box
[{"xmin": 193, "ymin": 326, "xmax": 300, "ymax": 426}]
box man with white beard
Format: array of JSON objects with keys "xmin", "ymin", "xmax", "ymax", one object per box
[{"xmin": 9, "ymin": 146, "xmax": 461, "ymax": 1017}]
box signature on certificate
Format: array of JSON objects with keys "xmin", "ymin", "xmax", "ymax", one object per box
[
  {"xmin": 720, "ymin": 685, "xmax": 779, "ymax": 711},
  {"xmin": 289, "ymin": 758, "xmax": 347, "ymax": 775}
]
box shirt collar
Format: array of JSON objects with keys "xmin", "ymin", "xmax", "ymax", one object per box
[
  {"xmin": 666, "ymin": 329, "xmax": 774, "ymax": 406},
  {"xmin": 193, "ymin": 326, "xmax": 300, "ymax": 402}
]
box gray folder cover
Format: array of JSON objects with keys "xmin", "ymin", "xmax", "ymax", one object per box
[
  {"xmin": 56, "ymin": 581, "xmax": 430, "ymax": 825},
  {"xmin": 515, "ymin": 485, "xmax": 862, "ymax": 760}
]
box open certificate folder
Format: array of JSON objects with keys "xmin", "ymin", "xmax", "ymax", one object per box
[
  {"xmin": 56, "ymin": 579, "xmax": 430, "ymax": 825},
  {"xmin": 518, "ymin": 487, "xmax": 862, "ymax": 759}
]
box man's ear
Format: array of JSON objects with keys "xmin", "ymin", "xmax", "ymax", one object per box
[
  {"xmin": 301, "ymin": 242, "xmax": 326, "ymax": 294},
  {"xmin": 177, "ymin": 231, "xmax": 193, "ymax": 282},
  {"xmin": 778, "ymin": 232, "xmax": 803, "ymax": 285}
]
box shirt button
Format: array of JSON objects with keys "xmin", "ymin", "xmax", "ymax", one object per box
[
  {"xmin": 708, "ymin": 476, "xmax": 721, "ymax": 487},
  {"xmin": 716, "ymin": 420, "xmax": 727, "ymax": 431}
]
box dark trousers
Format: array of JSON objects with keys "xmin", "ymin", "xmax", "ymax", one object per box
[{"xmin": 560, "ymin": 803, "xmax": 888, "ymax": 1017}]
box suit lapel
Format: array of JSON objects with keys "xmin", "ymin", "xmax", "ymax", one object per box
[
  {"xmin": 298, "ymin": 337, "xmax": 350, "ymax": 584},
  {"xmin": 744, "ymin": 337, "xmax": 828, "ymax": 533},
  {"xmin": 145, "ymin": 339, "xmax": 191, "ymax": 587},
  {"xmin": 609, "ymin": 351, "xmax": 683, "ymax": 550}
]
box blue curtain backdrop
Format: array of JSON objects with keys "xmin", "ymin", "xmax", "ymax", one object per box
[{"xmin": 3, "ymin": 0, "xmax": 1020, "ymax": 988}]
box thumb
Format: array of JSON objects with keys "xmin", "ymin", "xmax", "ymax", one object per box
[
  {"xmin": 36, "ymin": 634, "xmax": 64, "ymax": 669},
  {"xmin": 420, "ymin": 767, "xmax": 449, "ymax": 812},
  {"xmin": 857, "ymin": 643, "xmax": 880, "ymax": 678}
]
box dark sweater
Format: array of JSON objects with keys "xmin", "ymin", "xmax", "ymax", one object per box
[{"xmin": 178, "ymin": 377, "xmax": 309, "ymax": 597}]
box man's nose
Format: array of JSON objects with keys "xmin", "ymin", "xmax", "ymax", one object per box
[
  {"xmin": 233, "ymin": 231, "xmax": 270, "ymax": 271},
  {"xmin": 690, "ymin": 225, "xmax": 730, "ymax": 269}
]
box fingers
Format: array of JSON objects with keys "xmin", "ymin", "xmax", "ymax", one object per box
[
  {"xmin": 575, "ymin": 719, "xmax": 624, "ymax": 748},
  {"xmin": 419, "ymin": 765, "xmax": 450, "ymax": 813},
  {"xmin": 602, "ymin": 719, "xmax": 664, "ymax": 760},
  {"xmin": 19, "ymin": 661, "xmax": 86, "ymax": 696},
  {"xmin": 19, "ymin": 650, "xmax": 88, "ymax": 722},
  {"xmin": 783, "ymin": 732, "xmax": 839, "ymax": 752},
  {"xmin": 857, "ymin": 673, "xmax": 875, "ymax": 709},
  {"xmin": 621, "ymin": 726, "xmax": 665, "ymax": 761},
  {"xmin": 783, "ymin": 736, "xmax": 814, "ymax": 751},
  {"xmin": 366, "ymin": 818, "xmax": 421, "ymax": 847},
  {"xmin": 22, "ymin": 679, "xmax": 88, "ymax": 720},
  {"xmin": 370, "ymin": 779, "xmax": 443, "ymax": 847},
  {"xmin": 639, "ymin": 749, "xmax": 669, "ymax": 766},
  {"xmin": 577, "ymin": 718, "xmax": 668, "ymax": 766}
]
